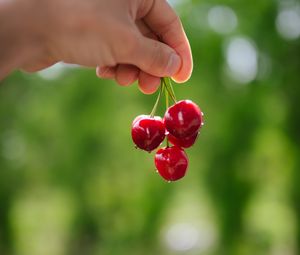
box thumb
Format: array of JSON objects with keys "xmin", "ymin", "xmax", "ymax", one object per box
[{"xmin": 128, "ymin": 36, "xmax": 181, "ymax": 78}]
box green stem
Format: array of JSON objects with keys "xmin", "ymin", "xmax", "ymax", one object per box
[
  {"xmin": 162, "ymin": 78, "xmax": 177, "ymax": 103},
  {"xmin": 168, "ymin": 79, "xmax": 177, "ymax": 101},
  {"xmin": 163, "ymin": 77, "xmax": 177, "ymax": 102},
  {"xmin": 150, "ymin": 81, "xmax": 163, "ymax": 117},
  {"xmin": 165, "ymin": 85, "xmax": 169, "ymax": 109}
]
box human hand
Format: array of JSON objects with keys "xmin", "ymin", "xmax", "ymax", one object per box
[
  {"xmin": 3, "ymin": 0, "xmax": 193, "ymax": 93},
  {"xmin": 93, "ymin": 0, "xmax": 193, "ymax": 93}
]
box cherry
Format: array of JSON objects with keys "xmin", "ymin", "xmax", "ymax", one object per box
[
  {"xmin": 131, "ymin": 115, "xmax": 165, "ymax": 152},
  {"xmin": 154, "ymin": 146, "xmax": 188, "ymax": 181},
  {"xmin": 164, "ymin": 100, "xmax": 203, "ymax": 139},
  {"xmin": 132, "ymin": 114, "xmax": 147, "ymax": 125},
  {"xmin": 168, "ymin": 132, "xmax": 199, "ymax": 148}
]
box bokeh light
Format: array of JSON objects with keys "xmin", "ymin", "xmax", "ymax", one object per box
[
  {"xmin": 224, "ymin": 37, "xmax": 258, "ymax": 84},
  {"xmin": 207, "ymin": 5, "xmax": 238, "ymax": 35},
  {"xmin": 37, "ymin": 63, "xmax": 79, "ymax": 80},
  {"xmin": 276, "ymin": 5, "xmax": 300, "ymax": 40}
]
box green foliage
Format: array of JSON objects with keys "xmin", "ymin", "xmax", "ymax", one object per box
[{"xmin": 0, "ymin": 0, "xmax": 300, "ymax": 254}]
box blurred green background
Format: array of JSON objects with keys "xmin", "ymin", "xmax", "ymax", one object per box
[{"xmin": 1, "ymin": 0, "xmax": 300, "ymax": 254}]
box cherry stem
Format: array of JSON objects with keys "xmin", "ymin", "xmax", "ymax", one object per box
[
  {"xmin": 162, "ymin": 77, "xmax": 177, "ymax": 103},
  {"xmin": 150, "ymin": 81, "xmax": 164, "ymax": 117},
  {"xmin": 165, "ymin": 85, "xmax": 169, "ymax": 109},
  {"xmin": 166, "ymin": 77, "xmax": 177, "ymax": 101}
]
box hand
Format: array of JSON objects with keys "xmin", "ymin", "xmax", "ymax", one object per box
[{"xmin": 2, "ymin": 0, "xmax": 193, "ymax": 93}]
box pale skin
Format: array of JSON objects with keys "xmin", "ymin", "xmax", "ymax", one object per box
[{"xmin": 0, "ymin": 0, "xmax": 193, "ymax": 94}]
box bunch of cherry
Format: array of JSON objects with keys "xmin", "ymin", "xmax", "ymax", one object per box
[{"xmin": 131, "ymin": 77, "xmax": 204, "ymax": 182}]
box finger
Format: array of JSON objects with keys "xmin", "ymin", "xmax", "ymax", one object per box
[
  {"xmin": 122, "ymin": 33, "xmax": 181, "ymax": 78},
  {"xmin": 115, "ymin": 64, "xmax": 139, "ymax": 86},
  {"xmin": 96, "ymin": 21, "xmax": 157, "ymax": 83},
  {"xmin": 138, "ymin": 72, "xmax": 160, "ymax": 94},
  {"xmin": 136, "ymin": 20, "xmax": 162, "ymax": 93},
  {"xmin": 96, "ymin": 66, "xmax": 117, "ymax": 79},
  {"xmin": 140, "ymin": 0, "xmax": 193, "ymax": 83}
]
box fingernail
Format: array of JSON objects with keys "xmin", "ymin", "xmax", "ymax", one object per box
[
  {"xmin": 166, "ymin": 53, "xmax": 181, "ymax": 76},
  {"xmin": 99, "ymin": 67, "xmax": 109, "ymax": 77}
]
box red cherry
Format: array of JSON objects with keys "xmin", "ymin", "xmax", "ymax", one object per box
[
  {"xmin": 164, "ymin": 100, "xmax": 203, "ymax": 139},
  {"xmin": 168, "ymin": 132, "xmax": 199, "ymax": 148},
  {"xmin": 131, "ymin": 115, "xmax": 166, "ymax": 152},
  {"xmin": 132, "ymin": 114, "xmax": 147, "ymax": 125},
  {"xmin": 154, "ymin": 146, "xmax": 188, "ymax": 181}
]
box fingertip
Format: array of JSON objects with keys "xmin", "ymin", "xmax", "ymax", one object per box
[
  {"xmin": 96, "ymin": 66, "xmax": 116, "ymax": 79},
  {"xmin": 172, "ymin": 49, "xmax": 193, "ymax": 83},
  {"xmin": 96, "ymin": 66, "xmax": 101, "ymax": 77},
  {"xmin": 172, "ymin": 69, "xmax": 192, "ymax": 83},
  {"xmin": 138, "ymin": 72, "xmax": 161, "ymax": 94},
  {"xmin": 116, "ymin": 64, "xmax": 139, "ymax": 86}
]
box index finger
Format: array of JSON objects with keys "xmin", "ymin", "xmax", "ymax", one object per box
[{"xmin": 141, "ymin": 0, "xmax": 193, "ymax": 83}]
